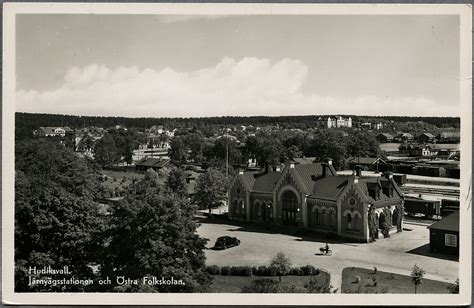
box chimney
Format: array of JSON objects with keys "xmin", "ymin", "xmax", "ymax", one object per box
[
  {"xmin": 383, "ymin": 171, "xmax": 393, "ymax": 180},
  {"xmin": 321, "ymin": 162, "xmax": 328, "ymax": 177}
]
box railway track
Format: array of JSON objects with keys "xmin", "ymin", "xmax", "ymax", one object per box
[{"xmin": 400, "ymin": 186, "xmax": 459, "ymax": 197}]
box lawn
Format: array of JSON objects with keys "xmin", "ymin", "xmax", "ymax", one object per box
[
  {"xmin": 341, "ymin": 267, "xmax": 456, "ymax": 294},
  {"xmin": 209, "ymin": 273, "xmax": 331, "ymax": 293},
  {"xmin": 101, "ymin": 169, "xmax": 145, "ymax": 193}
]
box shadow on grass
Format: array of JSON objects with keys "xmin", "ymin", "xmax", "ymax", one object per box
[{"xmin": 407, "ymin": 243, "xmax": 459, "ymax": 262}]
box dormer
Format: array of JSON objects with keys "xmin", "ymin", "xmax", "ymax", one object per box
[{"xmin": 367, "ymin": 182, "xmax": 381, "ymax": 200}]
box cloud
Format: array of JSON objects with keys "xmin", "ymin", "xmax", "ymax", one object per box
[{"xmin": 16, "ymin": 57, "xmax": 458, "ymax": 117}]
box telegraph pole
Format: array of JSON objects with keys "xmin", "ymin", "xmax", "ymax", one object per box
[{"xmin": 226, "ymin": 127, "xmax": 229, "ymax": 176}]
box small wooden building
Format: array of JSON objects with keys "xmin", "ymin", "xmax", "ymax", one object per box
[
  {"xmin": 428, "ymin": 211, "xmax": 459, "ymax": 255},
  {"xmin": 135, "ymin": 157, "xmax": 171, "ymax": 172},
  {"xmin": 376, "ymin": 133, "xmax": 394, "ymax": 143}
]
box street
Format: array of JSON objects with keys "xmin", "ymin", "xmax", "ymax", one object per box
[{"xmin": 197, "ymin": 217, "xmax": 459, "ymax": 292}]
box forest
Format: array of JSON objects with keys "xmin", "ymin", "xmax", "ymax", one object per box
[{"xmin": 15, "ymin": 112, "xmax": 460, "ymax": 140}]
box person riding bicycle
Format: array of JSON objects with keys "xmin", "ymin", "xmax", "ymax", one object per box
[{"xmin": 325, "ymin": 243, "xmax": 329, "ymax": 254}]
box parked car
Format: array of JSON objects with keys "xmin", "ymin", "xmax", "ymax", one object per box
[{"xmin": 213, "ymin": 236, "xmax": 240, "ymax": 250}]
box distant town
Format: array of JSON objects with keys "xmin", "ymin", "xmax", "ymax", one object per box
[{"xmin": 15, "ymin": 112, "xmax": 460, "ymax": 294}]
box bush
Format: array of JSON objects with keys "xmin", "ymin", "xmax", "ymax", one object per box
[
  {"xmin": 251, "ymin": 266, "xmax": 258, "ymax": 275},
  {"xmin": 231, "ymin": 266, "xmax": 252, "ymax": 276},
  {"xmin": 242, "ymin": 279, "xmax": 280, "ymax": 293},
  {"xmin": 372, "ymin": 277, "xmax": 377, "ymax": 287},
  {"xmin": 305, "ymin": 277, "xmax": 334, "ymax": 293},
  {"xmin": 206, "ymin": 265, "xmax": 220, "ymax": 275},
  {"xmin": 301, "ymin": 265, "xmax": 318, "ymax": 276},
  {"xmin": 289, "ymin": 267, "xmax": 303, "ymax": 276},
  {"xmin": 220, "ymin": 266, "xmax": 231, "ymax": 276},
  {"xmin": 255, "ymin": 265, "xmax": 276, "ymax": 276}
]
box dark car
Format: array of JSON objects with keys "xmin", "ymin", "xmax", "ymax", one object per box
[{"xmin": 213, "ymin": 236, "xmax": 240, "ymax": 250}]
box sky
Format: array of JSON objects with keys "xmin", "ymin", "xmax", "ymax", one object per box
[{"xmin": 16, "ymin": 14, "xmax": 460, "ymax": 118}]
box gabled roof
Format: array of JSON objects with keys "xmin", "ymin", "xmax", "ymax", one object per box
[
  {"xmin": 253, "ymin": 171, "xmax": 282, "ymax": 192},
  {"xmin": 396, "ymin": 132, "xmax": 414, "ymax": 138},
  {"xmin": 347, "ymin": 157, "xmax": 387, "ymax": 166},
  {"xmin": 311, "ymin": 176, "xmax": 349, "ymax": 199},
  {"xmin": 309, "ymin": 175, "xmax": 402, "ymax": 204},
  {"xmin": 240, "ymin": 171, "xmax": 258, "ymax": 190},
  {"xmin": 236, "ymin": 163, "xmax": 336, "ymax": 195},
  {"xmin": 293, "ymin": 157, "xmax": 316, "ymax": 165},
  {"xmin": 291, "ymin": 163, "xmax": 337, "ymax": 193},
  {"xmin": 429, "ymin": 211, "xmax": 459, "ymax": 232},
  {"xmin": 136, "ymin": 157, "xmax": 171, "ymax": 168},
  {"xmin": 39, "ymin": 127, "xmax": 67, "ymax": 134},
  {"xmin": 378, "ymin": 133, "xmax": 394, "ymax": 139},
  {"xmin": 420, "ymin": 133, "xmax": 436, "ymax": 138},
  {"xmin": 357, "ymin": 177, "xmax": 403, "ymax": 203}
]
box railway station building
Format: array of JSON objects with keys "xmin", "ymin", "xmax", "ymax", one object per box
[{"xmin": 228, "ymin": 161, "xmax": 405, "ymax": 242}]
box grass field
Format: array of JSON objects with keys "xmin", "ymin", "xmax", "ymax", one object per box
[
  {"xmin": 101, "ymin": 169, "xmax": 145, "ymax": 193},
  {"xmin": 341, "ymin": 267, "xmax": 456, "ymax": 294},
  {"xmin": 209, "ymin": 273, "xmax": 331, "ymax": 293}
]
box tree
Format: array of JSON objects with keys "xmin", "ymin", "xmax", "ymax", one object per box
[
  {"xmin": 147, "ymin": 138, "xmax": 156, "ymax": 149},
  {"xmin": 394, "ymin": 203, "xmax": 404, "ymax": 232},
  {"xmin": 346, "ymin": 130, "xmax": 381, "ymax": 159},
  {"xmin": 304, "ymin": 276, "xmax": 334, "ymax": 293},
  {"xmin": 169, "ymin": 136, "xmax": 187, "ymax": 165},
  {"xmin": 193, "ymin": 168, "xmax": 229, "ymax": 214},
  {"xmin": 269, "ymin": 252, "xmax": 291, "ymax": 283},
  {"xmin": 286, "ymin": 145, "xmax": 303, "ymax": 160},
  {"xmin": 158, "ymin": 132, "xmax": 170, "ymax": 148},
  {"xmin": 101, "ymin": 169, "xmax": 210, "ymax": 292},
  {"xmin": 252, "ymin": 134, "xmax": 286, "ymax": 171},
  {"xmin": 166, "ymin": 167, "xmax": 188, "ymax": 195},
  {"xmin": 448, "ymin": 278, "xmax": 459, "ymax": 294},
  {"xmin": 368, "ymin": 206, "xmax": 379, "ymax": 241},
  {"xmin": 380, "ymin": 209, "xmax": 392, "ymax": 238},
  {"xmin": 411, "ymin": 264, "xmax": 425, "ymax": 294},
  {"xmin": 94, "ymin": 134, "xmax": 121, "ymax": 167},
  {"xmin": 304, "ymin": 130, "xmax": 347, "ymax": 170},
  {"xmin": 77, "ymin": 134, "xmax": 95, "ymax": 152},
  {"xmin": 210, "ymin": 137, "xmax": 239, "ymax": 165},
  {"xmin": 15, "ymin": 139, "xmax": 107, "ymax": 291}
]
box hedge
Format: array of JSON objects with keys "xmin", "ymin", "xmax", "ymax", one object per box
[{"xmin": 207, "ymin": 265, "xmax": 322, "ymax": 277}]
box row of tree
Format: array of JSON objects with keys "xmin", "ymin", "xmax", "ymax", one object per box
[
  {"xmin": 168, "ymin": 128, "xmax": 381, "ymax": 171},
  {"xmin": 15, "ymin": 112, "xmax": 460, "ymax": 141}
]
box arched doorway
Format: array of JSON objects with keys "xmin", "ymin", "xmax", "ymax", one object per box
[{"xmin": 282, "ymin": 190, "xmax": 298, "ymax": 225}]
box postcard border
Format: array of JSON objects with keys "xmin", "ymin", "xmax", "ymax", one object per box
[{"xmin": 2, "ymin": 2, "xmax": 472, "ymax": 305}]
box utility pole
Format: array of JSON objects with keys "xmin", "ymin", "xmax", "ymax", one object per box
[{"xmin": 226, "ymin": 127, "xmax": 229, "ymax": 177}]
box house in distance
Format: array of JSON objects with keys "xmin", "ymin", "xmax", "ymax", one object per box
[{"xmin": 135, "ymin": 157, "xmax": 172, "ymax": 172}]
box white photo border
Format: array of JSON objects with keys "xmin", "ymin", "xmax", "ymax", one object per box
[{"xmin": 2, "ymin": 2, "xmax": 472, "ymax": 305}]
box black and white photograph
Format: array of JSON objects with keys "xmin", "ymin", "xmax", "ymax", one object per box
[{"xmin": 2, "ymin": 3, "xmax": 472, "ymax": 305}]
